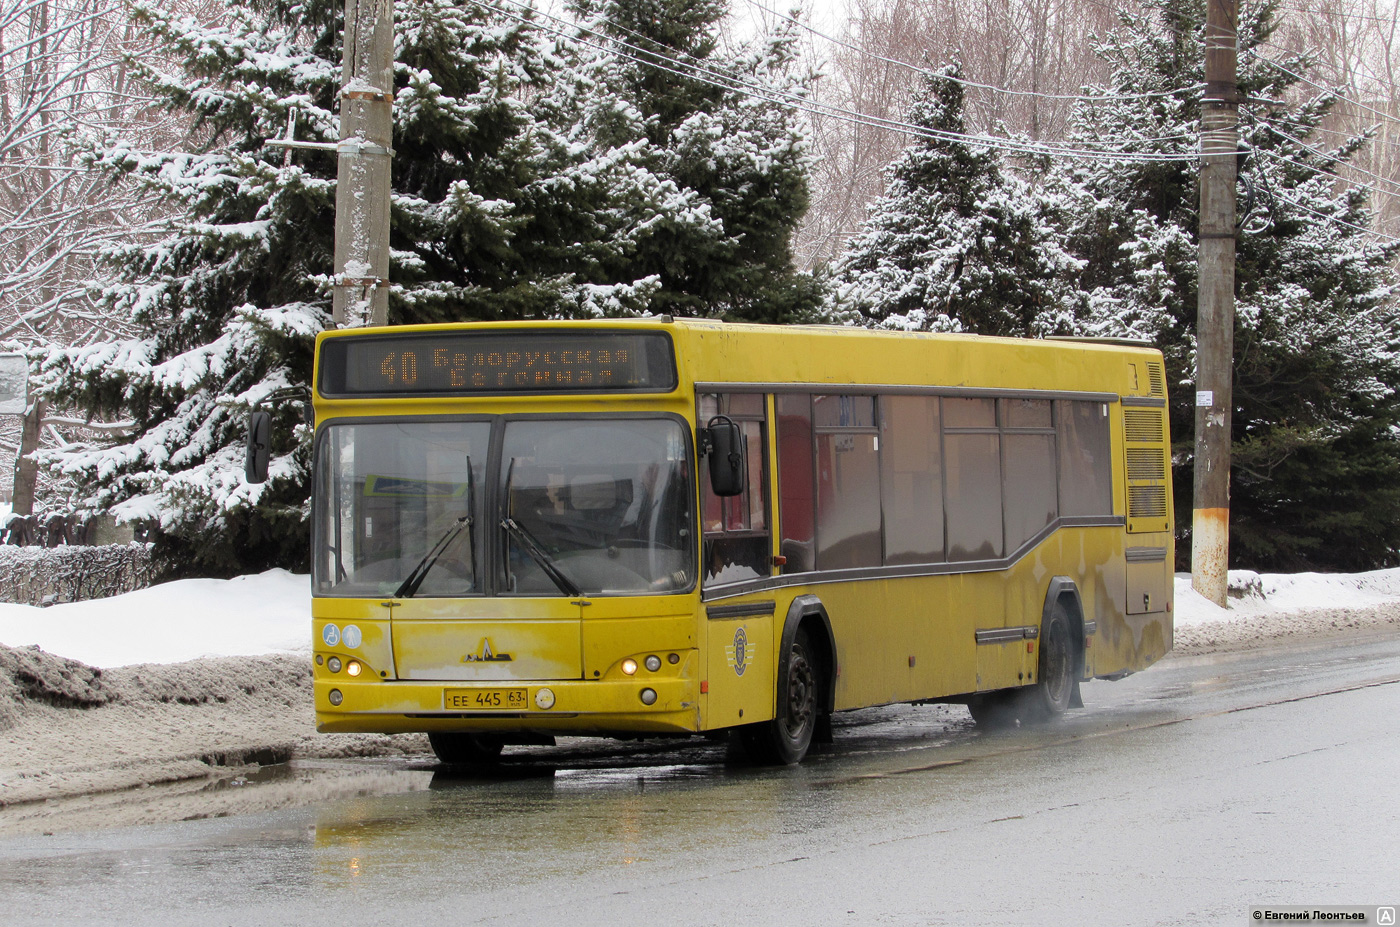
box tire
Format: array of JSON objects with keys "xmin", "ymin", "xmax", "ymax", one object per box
[
  {"xmin": 1021, "ymin": 604, "xmax": 1077, "ymax": 722},
  {"xmin": 428, "ymin": 732, "xmax": 506, "ymax": 766},
  {"xmin": 741, "ymin": 627, "xmax": 821, "ymax": 765}
]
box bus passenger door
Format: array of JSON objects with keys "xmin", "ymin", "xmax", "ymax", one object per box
[{"xmin": 698, "ymin": 392, "xmax": 778, "ymax": 728}]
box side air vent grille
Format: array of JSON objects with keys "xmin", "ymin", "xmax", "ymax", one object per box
[
  {"xmin": 1146, "ymin": 362, "xmax": 1166, "ymax": 397},
  {"xmin": 1124, "ymin": 409, "xmax": 1165, "ymax": 444},
  {"xmin": 1123, "ymin": 407, "xmax": 1170, "ymax": 533},
  {"xmin": 1128, "ymin": 485, "xmax": 1169, "ymax": 519},
  {"xmin": 1126, "ymin": 447, "xmax": 1166, "ymax": 482}
]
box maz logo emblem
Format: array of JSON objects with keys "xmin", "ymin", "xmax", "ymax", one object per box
[
  {"xmin": 726, "ymin": 626, "xmax": 754, "ymax": 677},
  {"xmin": 462, "ymin": 638, "xmax": 514, "ymax": 663}
]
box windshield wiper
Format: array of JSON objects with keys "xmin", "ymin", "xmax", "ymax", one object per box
[
  {"xmin": 394, "ymin": 514, "xmax": 472, "ymax": 598},
  {"xmin": 501, "ymin": 516, "xmax": 583, "ymax": 597},
  {"xmin": 394, "ymin": 460, "xmax": 475, "ymax": 599}
]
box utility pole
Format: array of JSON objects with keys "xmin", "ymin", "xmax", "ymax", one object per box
[
  {"xmin": 332, "ymin": 0, "xmax": 393, "ymax": 328},
  {"xmin": 1193, "ymin": 0, "xmax": 1239, "ymax": 607}
]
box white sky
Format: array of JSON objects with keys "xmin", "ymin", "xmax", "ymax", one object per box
[{"xmin": 727, "ymin": 0, "xmax": 850, "ymax": 42}]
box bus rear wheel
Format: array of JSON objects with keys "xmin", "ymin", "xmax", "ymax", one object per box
[
  {"xmin": 428, "ymin": 732, "xmax": 506, "ymax": 766},
  {"xmin": 742, "ymin": 627, "xmax": 820, "ymax": 765},
  {"xmin": 1022, "ymin": 605, "xmax": 1077, "ymax": 722}
]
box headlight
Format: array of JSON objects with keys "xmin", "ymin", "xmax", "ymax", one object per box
[
  {"xmin": 644, "ymin": 655, "xmax": 662, "ymax": 672},
  {"xmin": 328, "ymin": 689, "xmax": 343, "ymax": 706},
  {"xmin": 621, "ymin": 658, "xmax": 638, "ymax": 675},
  {"xmin": 346, "ymin": 660, "xmax": 362, "ymax": 677},
  {"xmin": 327, "ymin": 656, "xmax": 342, "ymax": 673},
  {"xmin": 639, "ymin": 688, "xmax": 657, "ymax": 706}
]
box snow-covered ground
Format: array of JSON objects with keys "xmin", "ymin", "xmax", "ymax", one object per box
[
  {"xmin": 2, "ymin": 567, "xmax": 1400, "ymax": 668},
  {"xmin": 0, "ymin": 569, "xmax": 310, "ymax": 668},
  {"xmin": 1, "ymin": 566, "xmax": 1399, "ymax": 815},
  {"xmin": 1174, "ymin": 568, "xmax": 1400, "ymax": 624}
]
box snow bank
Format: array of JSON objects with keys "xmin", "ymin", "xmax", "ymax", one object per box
[
  {"xmin": 1170, "ymin": 569, "xmax": 1400, "ymax": 655},
  {"xmin": 2, "ymin": 566, "xmax": 1398, "ymax": 670},
  {"xmin": 1174, "ymin": 567, "xmax": 1400, "ymax": 626},
  {"xmin": 0, "ymin": 570, "xmax": 310, "ymax": 668}
]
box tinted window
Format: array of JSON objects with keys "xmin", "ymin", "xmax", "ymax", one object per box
[
  {"xmin": 943, "ymin": 397, "xmax": 996, "ymax": 429},
  {"xmin": 945, "ymin": 433, "xmax": 1003, "ymax": 561},
  {"xmin": 776, "ymin": 394, "xmax": 816, "ymax": 572},
  {"xmin": 700, "ymin": 394, "xmax": 771, "ymax": 587},
  {"xmin": 1002, "ymin": 398, "xmax": 1052, "ymax": 429},
  {"xmin": 814, "ymin": 394, "xmax": 876, "ymax": 428},
  {"xmin": 816, "ymin": 431, "xmax": 882, "ymax": 569},
  {"xmin": 1004, "ymin": 434, "xmax": 1058, "ymax": 550},
  {"xmin": 1058, "ymin": 400, "xmax": 1113, "ymax": 516},
  {"xmin": 814, "ymin": 395, "xmax": 881, "ymax": 570},
  {"xmin": 880, "ymin": 395, "xmax": 944, "ymax": 564}
]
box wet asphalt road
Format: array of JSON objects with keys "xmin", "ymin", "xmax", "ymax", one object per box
[{"xmin": 2, "ymin": 631, "xmax": 1398, "ymax": 926}]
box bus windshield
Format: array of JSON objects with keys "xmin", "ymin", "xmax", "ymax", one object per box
[
  {"xmin": 315, "ymin": 421, "xmax": 489, "ymax": 597},
  {"xmin": 499, "ymin": 419, "xmax": 693, "ymax": 596},
  {"xmin": 314, "ymin": 418, "xmax": 695, "ymax": 597}
]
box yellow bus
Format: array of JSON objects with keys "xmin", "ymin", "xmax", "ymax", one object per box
[{"xmin": 260, "ymin": 318, "xmax": 1174, "ymax": 765}]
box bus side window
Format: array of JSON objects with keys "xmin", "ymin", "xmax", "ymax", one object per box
[
  {"xmin": 700, "ymin": 394, "xmax": 771, "ymax": 587},
  {"xmin": 1002, "ymin": 398, "xmax": 1058, "ymax": 552},
  {"xmin": 1057, "ymin": 400, "xmax": 1113, "ymax": 516},
  {"xmin": 880, "ymin": 395, "xmax": 944, "ymax": 565},
  {"xmin": 944, "ymin": 397, "xmax": 1004, "ymax": 561},
  {"xmin": 776, "ymin": 393, "xmax": 815, "ymax": 572},
  {"xmin": 813, "ymin": 394, "xmax": 881, "ymax": 570}
]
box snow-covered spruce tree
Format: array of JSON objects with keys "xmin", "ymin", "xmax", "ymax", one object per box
[
  {"xmin": 1056, "ymin": 0, "xmax": 1400, "ymax": 570},
  {"xmin": 388, "ymin": 0, "xmax": 656, "ymax": 322},
  {"xmin": 559, "ymin": 0, "xmax": 824, "ymax": 323},
  {"xmin": 31, "ymin": 0, "xmax": 588, "ymax": 576},
  {"xmin": 32, "ymin": 0, "xmax": 349, "ymax": 577},
  {"xmin": 829, "ymin": 66, "xmax": 1082, "ymax": 335},
  {"xmin": 36, "ymin": 0, "xmax": 822, "ymax": 576}
]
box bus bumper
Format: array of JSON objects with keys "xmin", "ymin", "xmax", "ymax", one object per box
[{"xmin": 313, "ymin": 675, "xmax": 702, "ymax": 736}]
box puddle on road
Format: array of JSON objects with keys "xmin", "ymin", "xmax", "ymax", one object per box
[
  {"xmin": 19, "ymin": 639, "xmax": 1391, "ymax": 842},
  {"xmin": 0, "ymin": 709, "xmax": 976, "ymax": 840},
  {"xmin": 0, "ymin": 759, "xmax": 435, "ymax": 839}
]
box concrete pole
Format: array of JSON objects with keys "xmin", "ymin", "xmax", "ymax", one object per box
[
  {"xmin": 1193, "ymin": 0, "xmax": 1239, "ymax": 607},
  {"xmin": 332, "ymin": 0, "xmax": 393, "ymax": 328}
]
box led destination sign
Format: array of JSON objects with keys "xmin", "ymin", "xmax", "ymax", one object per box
[{"xmin": 319, "ymin": 330, "xmax": 676, "ymax": 397}]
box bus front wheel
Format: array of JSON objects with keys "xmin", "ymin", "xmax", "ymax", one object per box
[
  {"xmin": 742, "ymin": 627, "xmax": 820, "ymax": 765},
  {"xmin": 428, "ymin": 732, "xmax": 506, "ymax": 766}
]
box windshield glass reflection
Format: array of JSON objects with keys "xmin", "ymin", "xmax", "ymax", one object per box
[
  {"xmin": 315, "ymin": 421, "xmax": 488, "ymax": 597},
  {"xmin": 499, "ymin": 419, "xmax": 694, "ymax": 595},
  {"xmin": 314, "ymin": 418, "xmax": 695, "ymax": 597}
]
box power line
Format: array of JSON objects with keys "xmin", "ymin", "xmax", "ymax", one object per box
[
  {"xmin": 1253, "ymin": 145, "xmax": 1400, "ymax": 220},
  {"xmin": 1264, "ymin": 180, "xmax": 1400, "ymax": 243},
  {"xmin": 484, "ymin": 0, "xmax": 1202, "ymax": 163},
  {"xmin": 1247, "ymin": 43, "xmax": 1400, "ymax": 129},
  {"xmin": 1075, "ymin": 0, "xmax": 1400, "ymax": 134},
  {"xmin": 1260, "ymin": 121, "xmax": 1400, "ymax": 199},
  {"xmin": 489, "ymin": 2, "xmax": 1399, "ymax": 242},
  {"xmin": 1273, "ymin": 3, "xmax": 1400, "ymax": 27},
  {"xmin": 739, "ymin": 0, "xmax": 1195, "ymax": 104}
]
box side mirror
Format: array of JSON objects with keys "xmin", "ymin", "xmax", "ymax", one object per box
[
  {"xmin": 704, "ymin": 416, "xmax": 745, "ymax": 497},
  {"xmin": 245, "ymin": 409, "xmax": 272, "ymax": 484}
]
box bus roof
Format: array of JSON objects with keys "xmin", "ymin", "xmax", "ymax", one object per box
[{"xmin": 315, "ymin": 318, "xmax": 1168, "ymax": 402}]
